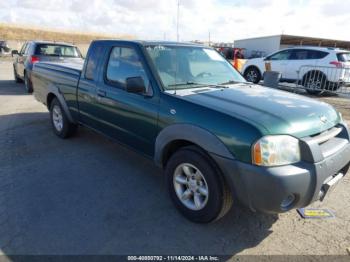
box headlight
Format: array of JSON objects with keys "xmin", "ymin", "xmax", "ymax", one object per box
[{"xmin": 252, "ymin": 135, "xmax": 300, "ymax": 166}]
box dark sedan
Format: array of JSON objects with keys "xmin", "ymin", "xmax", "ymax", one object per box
[{"xmin": 12, "ymin": 41, "xmax": 83, "ymax": 93}]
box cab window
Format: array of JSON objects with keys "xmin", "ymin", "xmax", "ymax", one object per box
[{"xmin": 106, "ymin": 46, "xmax": 150, "ymax": 92}]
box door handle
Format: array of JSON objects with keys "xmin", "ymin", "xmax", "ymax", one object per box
[{"xmin": 97, "ymin": 89, "xmax": 106, "ymax": 97}]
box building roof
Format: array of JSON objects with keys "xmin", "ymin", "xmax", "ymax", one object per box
[
  {"xmin": 280, "ymin": 35, "xmax": 350, "ymax": 49},
  {"xmin": 235, "ymin": 34, "xmax": 350, "ymax": 50}
]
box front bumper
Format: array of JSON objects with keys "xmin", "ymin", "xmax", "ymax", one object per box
[{"xmin": 211, "ymin": 124, "xmax": 350, "ymax": 213}]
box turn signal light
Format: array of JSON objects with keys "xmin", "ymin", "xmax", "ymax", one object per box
[{"xmin": 252, "ymin": 142, "xmax": 262, "ymax": 165}]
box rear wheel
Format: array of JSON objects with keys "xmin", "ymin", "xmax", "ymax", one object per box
[
  {"xmin": 24, "ymin": 73, "xmax": 33, "ymax": 93},
  {"xmin": 244, "ymin": 67, "xmax": 261, "ymax": 84},
  {"xmin": 302, "ymin": 72, "xmax": 326, "ymax": 95},
  {"xmin": 341, "ymin": 163, "xmax": 350, "ymax": 175},
  {"xmin": 49, "ymin": 98, "xmax": 77, "ymax": 138},
  {"xmin": 165, "ymin": 146, "xmax": 232, "ymax": 223}
]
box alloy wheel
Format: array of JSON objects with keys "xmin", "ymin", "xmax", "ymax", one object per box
[
  {"xmin": 52, "ymin": 105, "xmax": 64, "ymax": 132},
  {"xmin": 173, "ymin": 163, "xmax": 209, "ymax": 211}
]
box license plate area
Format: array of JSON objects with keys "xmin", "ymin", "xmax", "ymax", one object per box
[{"xmin": 319, "ymin": 173, "xmax": 344, "ymax": 201}]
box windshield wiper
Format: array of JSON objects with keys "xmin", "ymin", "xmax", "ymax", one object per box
[
  {"xmin": 168, "ymin": 81, "xmax": 208, "ymax": 87},
  {"xmin": 218, "ymin": 80, "xmax": 242, "ymax": 85},
  {"xmin": 167, "ymin": 82, "xmax": 231, "ymax": 91}
]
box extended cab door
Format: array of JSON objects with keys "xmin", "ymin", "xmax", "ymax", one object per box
[
  {"xmin": 78, "ymin": 43, "xmax": 159, "ymax": 156},
  {"xmin": 77, "ymin": 42, "xmax": 105, "ymax": 124}
]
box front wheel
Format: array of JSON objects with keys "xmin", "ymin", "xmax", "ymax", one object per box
[
  {"xmin": 49, "ymin": 98, "xmax": 77, "ymax": 138},
  {"xmin": 244, "ymin": 67, "xmax": 261, "ymax": 84},
  {"xmin": 165, "ymin": 146, "xmax": 232, "ymax": 223}
]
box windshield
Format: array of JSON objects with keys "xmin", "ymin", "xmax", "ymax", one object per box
[
  {"xmin": 145, "ymin": 45, "xmax": 246, "ymax": 90},
  {"xmin": 34, "ymin": 44, "xmax": 81, "ymax": 58}
]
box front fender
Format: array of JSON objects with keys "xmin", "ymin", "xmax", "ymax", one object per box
[{"xmin": 154, "ymin": 123, "xmax": 234, "ymax": 167}]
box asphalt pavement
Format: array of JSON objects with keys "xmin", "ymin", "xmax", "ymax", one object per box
[{"xmin": 0, "ymin": 59, "xmax": 349, "ymax": 256}]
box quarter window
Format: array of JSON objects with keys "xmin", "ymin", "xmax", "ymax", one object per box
[
  {"xmin": 85, "ymin": 44, "xmax": 103, "ymax": 81},
  {"xmin": 307, "ymin": 50, "xmax": 328, "ymax": 59}
]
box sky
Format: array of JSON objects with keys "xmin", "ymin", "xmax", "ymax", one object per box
[{"xmin": 0, "ymin": 0, "xmax": 349, "ymax": 42}]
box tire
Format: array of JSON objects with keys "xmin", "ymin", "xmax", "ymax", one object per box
[
  {"xmin": 244, "ymin": 67, "xmax": 261, "ymax": 84},
  {"xmin": 24, "ymin": 72, "xmax": 33, "ymax": 93},
  {"xmin": 165, "ymin": 146, "xmax": 233, "ymax": 223},
  {"xmin": 49, "ymin": 98, "xmax": 77, "ymax": 138},
  {"xmin": 341, "ymin": 163, "xmax": 350, "ymax": 175},
  {"xmin": 302, "ymin": 71, "xmax": 326, "ymax": 95},
  {"xmin": 13, "ymin": 66, "xmax": 23, "ymax": 83}
]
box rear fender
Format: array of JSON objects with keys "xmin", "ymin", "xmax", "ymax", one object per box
[{"xmin": 47, "ymin": 84, "xmax": 76, "ymax": 124}]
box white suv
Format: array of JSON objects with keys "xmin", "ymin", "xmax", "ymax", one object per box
[{"xmin": 241, "ymin": 47, "xmax": 350, "ymax": 93}]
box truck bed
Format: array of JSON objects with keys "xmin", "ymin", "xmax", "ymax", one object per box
[
  {"xmin": 32, "ymin": 61, "xmax": 84, "ymax": 114},
  {"xmin": 34, "ymin": 61, "xmax": 83, "ymax": 77}
]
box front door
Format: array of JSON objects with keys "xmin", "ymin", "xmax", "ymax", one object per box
[
  {"xmin": 265, "ymin": 49, "xmax": 293, "ymax": 79},
  {"xmin": 80, "ymin": 44, "xmax": 159, "ymax": 156}
]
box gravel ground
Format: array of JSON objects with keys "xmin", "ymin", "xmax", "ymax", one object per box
[{"xmin": 0, "ymin": 59, "xmax": 349, "ymax": 256}]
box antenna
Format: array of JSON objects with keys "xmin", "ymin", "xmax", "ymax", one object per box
[
  {"xmin": 174, "ymin": 0, "xmax": 180, "ymax": 95},
  {"xmin": 176, "ymin": 0, "xmax": 180, "ymax": 42}
]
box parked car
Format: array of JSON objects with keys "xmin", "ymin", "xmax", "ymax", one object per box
[
  {"xmin": 242, "ymin": 47, "xmax": 350, "ymax": 94},
  {"xmin": 12, "ymin": 41, "xmax": 83, "ymax": 93},
  {"xmin": 31, "ymin": 40, "xmax": 350, "ymax": 223},
  {"xmin": 0, "ymin": 40, "xmax": 11, "ymax": 56},
  {"xmin": 217, "ymin": 47, "xmax": 245, "ymax": 60}
]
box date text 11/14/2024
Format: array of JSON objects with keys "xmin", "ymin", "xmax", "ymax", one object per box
[{"xmin": 127, "ymin": 256, "xmax": 219, "ymax": 261}]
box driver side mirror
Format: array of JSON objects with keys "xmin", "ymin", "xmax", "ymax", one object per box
[
  {"xmin": 126, "ymin": 77, "xmax": 146, "ymax": 94},
  {"xmin": 11, "ymin": 50, "xmax": 18, "ymax": 57}
]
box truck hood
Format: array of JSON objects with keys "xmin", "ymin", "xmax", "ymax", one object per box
[{"xmin": 171, "ymin": 84, "xmax": 341, "ymax": 138}]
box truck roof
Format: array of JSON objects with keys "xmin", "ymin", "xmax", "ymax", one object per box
[{"xmin": 91, "ymin": 39, "xmax": 205, "ymax": 48}]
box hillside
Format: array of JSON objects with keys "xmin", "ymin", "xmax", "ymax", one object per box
[{"xmin": 0, "ymin": 23, "xmax": 134, "ymax": 44}]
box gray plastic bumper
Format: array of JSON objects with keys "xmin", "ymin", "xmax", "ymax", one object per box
[{"xmin": 212, "ymin": 141, "xmax": 350, "ymax": 214}]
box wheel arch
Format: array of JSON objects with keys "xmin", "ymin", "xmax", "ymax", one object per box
[
  {"xmin": 154, "ymin": 124, "xmax": 234, "ymax": 168},
  {"xmin": 46, "ymin": 86, "xmax": 76, "ymax": 124},
  {"xmin": 244, "ymin": 65, "xmax": 262, "ymax": 75},
  {"xmin": 302, "ymin": 69, "xmax": 328, "ymax": 82}
]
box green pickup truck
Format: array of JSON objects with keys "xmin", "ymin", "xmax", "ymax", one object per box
[{"xmin": 31, "ymin": 40, "xmax": 350, "ymax": 223}]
